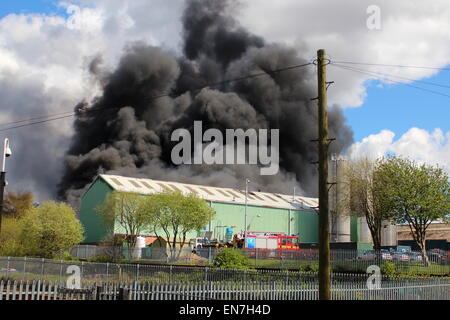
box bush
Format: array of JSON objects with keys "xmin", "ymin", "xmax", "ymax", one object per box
[
  {"xmin": 380, "ymin": 262, "xmax": 397, "ymax": 276},
  {"xmin": 20, "ymin": 201, "xmax": 84, "ymax": 259},
  {"xmin": 86, "ymin": 255, "xmax": 114, "ymax": 263},
  {"xmin": 60, "ymin": 251, "xmax": 79, "ymax": 261},
  {"xmin": 299, "ymin": 263, "xmax": 319, "ymax": 272},
  {"xmin": 213, "ymin": 248, "xmax": 250, "ymax": 270}
]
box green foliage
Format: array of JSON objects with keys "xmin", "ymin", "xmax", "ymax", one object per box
[
  {"xmin": 96, "ymin": 191, "xmax": 148, "ymax": 248},
  {"xmin": 343, "ymin": 158, "xmax": 394, "ymax": 249},
  {"xmin": 376, "ymin": 157, "xmax": 450, "ymax": 265},
  {"xmin": 213, "ymin": 248, "xmax": 250, "ymax": 269},
  {"xmin": 86, "ymin": 255, "xmax": 114, "ymax": 263},
  {"xmin": 20, "ymin": 201, "xmax": 84, "ymax": 259},
  {"xmin": 3, "ymin": 191, "xmax": 34, "ymax": 219},
  {"xmin": 141, "ymin": 190, "xmax": 215, "ymax": 260},
  {"xmin": 58, "ymin": 251, "xmax": 79, "ymax": 261},
  {"xmin": 376, "ymin": 157, "xmax": 450, "ymax": 225},
  {"xmin": 0, "ymin": 217, "xmax": 26, "ymax": 256},
  {"xmin": 299, "ymin": 263, "xmax": 319, "ymax": 272},
  {"xmin": 380, "ymin": 262, "xmax": 397, "ymax": 276}
]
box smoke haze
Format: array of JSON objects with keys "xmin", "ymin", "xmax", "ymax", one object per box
[{"xmin": 58, "ymin": 0, "xmax": 353, "ymax": 205}]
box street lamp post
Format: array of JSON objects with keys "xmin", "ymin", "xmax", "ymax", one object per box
[
  {"xmin": 244, "ymin": 178, "xmax": 250, "ymax": 248},
  {"xmin": 0, "ymin": 138, "xmax": 12, "ymax": 234}
]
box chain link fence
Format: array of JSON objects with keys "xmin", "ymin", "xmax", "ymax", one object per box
[
  {"xmin": 0, "ymin": 257, "xmax": 449, "ymax": 300},
  {"xmin": 68, "ymin": 246, "xmax": 450, "ymax": 274}
]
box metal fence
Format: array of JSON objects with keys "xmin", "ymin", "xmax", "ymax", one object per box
[
  {"xmin": 69, "ymin": 246, "xmax": 450, "ymax": 274},
  {"xmin": 0, "ymin": 275, "xmax": 448, "ymax": 300}
]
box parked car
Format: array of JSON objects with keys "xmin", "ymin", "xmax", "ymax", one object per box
[
  {"xmin": 0, "ymin": 267, "xmax": 17, "ymax": 272},
  {"xmin": 407, "ymin": 252, "xmax": 423, "ymax": 262},
  {"xmin": 391, "ymin": 252, "xmax": 410, "ymax": 262},
  {"xmin": 359, "ymin": 250, "xmax": 393, "ymax": 261},
  {"xmin": 429, "ymin": 251, "xmax": 449, "ymax": 265}
]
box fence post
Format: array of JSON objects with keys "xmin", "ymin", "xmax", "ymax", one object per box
[
  {"xmin": 208, "ymin": 247, "xmax": 212, "ymax": 264},
  {"xmin": 23, "ymin": 256, "xmax": 27, "ymax": 281},
  {"xmin": 118, "ymin": 288, "xmax": 131, "ymax": 300},
  {"xmin": 106, "ymin": 262, "xmax": 109, "ymax": 280},
  {"xmin": 41, "ymin": 258, "xmax": 45, "ymax": 276},
  {"xmin": 59, "ymin": 260, "xmax": 63, "ymax": 283},
  {"xmin": 205, "ymin": 267, "xmax": 208, "ymax": 282},
  {"xmin": 170, "ymin": 265, "xmax": 173, "ymax": 282},
  {"xmin": 136, "ymin": 264, "xmax": 140, "ymax": 281},
  {"xmin": 96, "ymin": 285, "xmax": 103, "ymax": 300},
  {"xmin": 81, "ymin": 261, "xmax": 84, "ymax": 280},
  {"xmin": 6, "ymin": 257, "xmax": 10, "ymax": 277}
]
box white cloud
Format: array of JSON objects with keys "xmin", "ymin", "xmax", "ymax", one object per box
[
  {"xmin": 1, "ymin": 0, "xmax": 450, "ymax": 198},
  {"xmin": 238, "ymin": 0, "xmax": 450, "ymax": 107},
  {"xmin": 0, "ymin": 0, "xmax": 184, "ymax": 200},
  {"xmin": 347, "ymin": 128, "xmax": 450, "ymax": 173}
]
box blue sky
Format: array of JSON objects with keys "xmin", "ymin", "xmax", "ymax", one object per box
[
  {"xmin": 344, "ymin": 70, "xmax": 450, "ymax": 141},
  {"xmin": 0, "ymin": 0, "xmax": 449, "ymax": 201},
  {"xmin": 0, "ymin": 0, "xmax": 66, "ymax": 18},
  {"xmin": 1, "ymin": 1, "xmax": 449, "ymax": 144}
]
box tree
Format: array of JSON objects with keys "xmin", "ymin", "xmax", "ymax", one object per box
[
  {"xmin": 20, "ymin": 201, "xmax": 84, "ymax": 258},
  {"xmin": 0, "ymin": 217, "xmax": 26, "ymax": 256},
  {"xmin": 376, "ymin": 157, "xmax": 450, "ymax": 266},
  {"xmin": 96, "ymin": 191, "xmax": 148, "ymax": 250},
  {"xmin": 142, "ymin": 190, "xmax": 215, "ymax": 261},
  {"xmin": 341, "ymin": 158, "xmax": 394, "ymax": 251},
  {"xmin": 3, "ymin": 191, "xmax": 34, "ymax": 219}
]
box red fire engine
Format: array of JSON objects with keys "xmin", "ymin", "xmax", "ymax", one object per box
[{"xmin": 240, "ymin": 232, "xmax": 300, "ymax": 259}]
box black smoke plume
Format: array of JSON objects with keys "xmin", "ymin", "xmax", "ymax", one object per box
[{"xmin": 58, "ymin": 0, "xmax": 353, "ymax": 205}]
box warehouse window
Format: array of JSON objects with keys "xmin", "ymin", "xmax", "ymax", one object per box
[
  {"xmin": 156, "ymin": 183, "xmax": 172, "ymax": 192},
  {"xmin": 168, "ymin": 184, "xmax": 182, "ymax": 192},
  {"xmin": 129, "ymin": 180, "xmax": 142, "ymax": 188},
  {"xmin": 238, "ymin": 190, "xmax": 255, "ymax": 200},
  {"xmin": 249, "ymin": 192, "xmax": 264, "ymax": 201},
  {"xmin": 200, "ymin": 187, "xmax": 215, "ymax": 196},
  {"xmin": 227, "ymin": 190, "xmax": 242, "ymax": 198},
  {"xmin": 216, "ymin": 189, "xmax": 231, "ymax": 197},
  {"xmin": 140, "ymin": 181, "xmax": 154, "ymax": 190},
  {"xmin": 184, "ymin": 186, "xmax": 199, "ymax": 195},
  {"xmin": 110, "ymin": 178, "xmax": 123, "ymax": 186},
  {"xmin": 263, "ymin": 194, "xmax": 279, "ymax": 202}
]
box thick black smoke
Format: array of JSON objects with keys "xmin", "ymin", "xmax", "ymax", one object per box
[{"xmin": 58, "ymin": 0, "xmax": 353, "ymax": 205}]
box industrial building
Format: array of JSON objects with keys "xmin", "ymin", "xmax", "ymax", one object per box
[{"xmin": 79, "ymin": 174, "xmax": 375, "ymax": 248}]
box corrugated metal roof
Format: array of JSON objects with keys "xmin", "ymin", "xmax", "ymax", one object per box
[{"xmin": 97, "ymin": 174, "xmax": 318, "ymax": 211}]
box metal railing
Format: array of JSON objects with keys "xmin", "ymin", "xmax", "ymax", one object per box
[
  {"xmin": 68, "ymin": 246, "xmax": 450, "ymax": 274},
  {"xmin": 0, "ymin": 274, "xmax": 448, "ymax": 300}
]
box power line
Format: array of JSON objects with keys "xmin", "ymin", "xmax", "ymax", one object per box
[
  {"xmin": 0, "ymin": 110, "xmax": 76, "ymax": 127},
  {"xmin": 330, "ymin": 63, "xmax": 450, "ymax": 99},
  {"xmin": 332, "ymin": 63, "xmax": 450, "ymax": 90},
  {"xmin": 331, "ymin": 60, "xmax": 450, "ymax": 71},
  {"xmin": 0, "ymin": 62, "xmax": 313, "ymax": 132}
]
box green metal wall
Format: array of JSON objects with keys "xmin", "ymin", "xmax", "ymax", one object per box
[
  {"xmin": 207, "ymin": 202, "xmax": 319, "ymax": 243},
  {"xmin": 80, "ymin": 178, "xmax": 319, "ymax": 244},
  {"xmin": 79, "ymin": 178, "xmax": 113, "ymax": 243}
]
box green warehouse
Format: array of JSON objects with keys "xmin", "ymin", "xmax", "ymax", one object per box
[{"xmin": 79, "ymin": 174, "xmax": 323, "ymax": 245}]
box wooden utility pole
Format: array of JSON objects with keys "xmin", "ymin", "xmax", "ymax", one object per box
[{"xmin": 317, "ymin": 49, "xmax": 331, "ymax": 300}]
